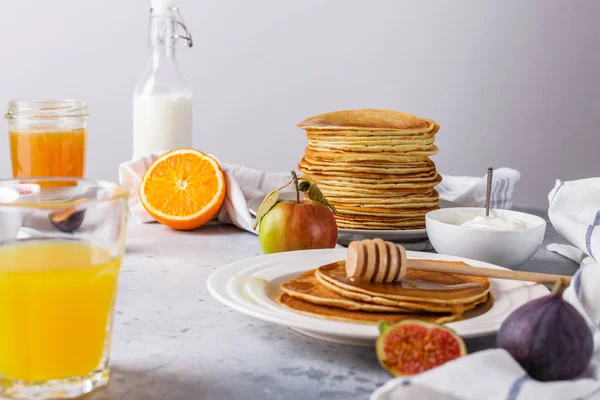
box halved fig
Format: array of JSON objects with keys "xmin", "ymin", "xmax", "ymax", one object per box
[{"xmin": 376, "ymin": 319, "xmax": 467, "ymax": 377}]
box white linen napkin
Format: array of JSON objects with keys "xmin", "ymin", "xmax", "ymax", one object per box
[
  {"xmin": 0, "ymin": 188, "xmax": 22, "ymax": 242},
  {"xmin": 0, "ymin": 185, "xmax": 43, "ymax": 242},
  {"xmin": 546, "ymin": 178, "xmax": 600, "ymax": 265},
  {"xmin": 371, "ymin": 261, "xmax": 600, "ymax": 400},
  {"xmin": 436, "ymin": 167, "xmax": 521, "ymax": 210},
  {"xmin": 118, "ymin": 152, "xmax": 291, "ymax": 234},
  {"xmin": 118, "ymin": 153, "xmax": 520, "ymax": 236}
]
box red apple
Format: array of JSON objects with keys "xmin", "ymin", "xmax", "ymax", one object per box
[{"xmin": 258, "ymin": 200, "xmax": 338, "ymax": 254}]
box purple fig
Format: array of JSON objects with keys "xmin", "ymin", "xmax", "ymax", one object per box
[
  {"xmin": 497, "ymin": 279, "xmax": 593, "ymax": 381},
  {"xmin": 49, "ymin": 208, "xmax": 85, "ymax": 233}
]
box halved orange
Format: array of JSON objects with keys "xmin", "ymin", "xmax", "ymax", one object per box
[{"xmin": 139, "ymin": 149, "xmax": 226, "ymax": 230}]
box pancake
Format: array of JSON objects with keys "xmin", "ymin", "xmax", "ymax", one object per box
[
  {"xmin": 333, "ymin": 205, "xmax": 439, "ymax": 217},
  {"xmin": 328, "ymin": 190, "xmax": 438, "ymax": 201},
  {"xmin": 334, "ymin": 218, "xmax": 427, "ymax": 230},
  {"xmin": 315, "ymin": 273, "xmax": 488, "ymax": 313},
  {"xmin": 305, "ymin": 146, "xmax": 439, "ymax": 163},
  {"xmin": 301, "ymin": 167, "xmax": 436, "ymax": 178},
  {"xmin": 327, "ymin": 191, "xmax": 437, "ymax": 201},
  {"xmin": 280, "ymin": 269, "xmax": 415, "ymax": 312},
  {"xmin": 319, "ymin": 186, "xmax": 435, "ymax": 197},
  {"xmin": 300, "ymin": 168, "xmax": 437, "ymax": 182},
  {"xmin": 330, "ymin": 196, "xmax": 438, "ymax": 205},
  {"xmin": 307, "ymin": 134, "xmax": 436, "ymax": 146},
  {"xmin": 299, "ymin": 156, "xmax": 436, "ymax": 175},
  {"xmin": 318, "ymin": 185, "xmax": 439, "ymax": 195},
  {"xmin": 335, "ymin": 206, "xmax": 437, "ymax": 218},
  {"xmin": 299, "ymin": 160, "xmax": 436, "ymax": 179},
  {"xmin": 337, "ymin": 224, "xmax": 426, "ymax": 230},
  {"xmin": 316, "ymin": 261, "xmax": 490, "ymax": 305},
  {"xmin": 297, "ymin": 109, "xmax": 436, "ymax": 133},
  {"xmin": 331, "ymin": 202, "xmax": 439, "ymax": 212},
  {"xmin": 299, "ymin": 163, "xmax": 437, "ymax": 179},
  {"xmin": 336, "ymin": 224, "xmax": 426, "ymax": 230},
  {"xmin": 301, "ymin": 173, "xmax": 442, "ymax": 186},
  {"xmin": 305, "ymin": 124, "xmax": 440, "ymax": 142},
  {"xmin": 309, "ymin": 174, "xmax": 442, "ymax": 190},
  {"xmin": 307, "ymin": 140, "xmax": 437, "ymax": 154},
  {"xmin": 277, "ymin": 293, "xmax": 462, "ymax": 325},
  {"xmin": 328, "ymin": 191, "xmax": 439, "ymax": 209},
  {"xmin": 300, "ymin": 168, "xmax": 438, "ymax": 181}
]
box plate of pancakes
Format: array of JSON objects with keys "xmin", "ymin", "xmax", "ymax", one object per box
[
  {"xmin": 297, "ymin": 109, "xmax": 440, "ymax": 235},
  {"xmin": 207, "ymin": 248, "xmax": 549, "ymax": 346},
  {"xmin": 248, "ymin": 109, "xmax": 450, "ymax": 243},
  {"xmin": 249, "ymin": 109, "xmax": 445, "ymax": 243}
]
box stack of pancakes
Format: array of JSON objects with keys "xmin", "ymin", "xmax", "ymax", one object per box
[
  {"xmin": 277, "ymin": 261, "xmax": 491, "ymax": 324},
  {"xmin": 297, "ymin": 109, "xmax": 441, "ymax": 230}
]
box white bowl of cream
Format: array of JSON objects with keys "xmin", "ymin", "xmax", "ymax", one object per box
[{"xmin": 426, "ymin": 207, "xmax": 546, "ymax": 269}]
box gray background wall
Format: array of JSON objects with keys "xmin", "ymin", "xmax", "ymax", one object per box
[{"xmin": 0, "ymin": 0, "xmax": 598, "ymax": 207}]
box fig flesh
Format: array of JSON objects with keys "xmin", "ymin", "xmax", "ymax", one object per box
[
  {"xmin": 497, "ymin": 279, "xmax": 593, "ymax": 381},
  {"xmin": 49, "ymin": 208, "xmax": 85, "ymax": 233},
  {"xmin": 376, "ymin": 319, "xmax": 467, "ymax": 377}
]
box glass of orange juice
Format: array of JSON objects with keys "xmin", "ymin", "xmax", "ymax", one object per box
[
  {"xmin": 0, "ymin": 178, "xmax": 128, "ymax": 399},
  {"xmin": 5, "ymin": 100, "xmax": 88, "ymax": 179}
]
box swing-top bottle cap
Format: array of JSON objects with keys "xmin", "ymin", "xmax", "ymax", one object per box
[
  {"xmin": 149, "ymin": 0, "xmax": 193, "ymax": 47},
  {"xmin": 151, "ymin": 0, "xmax": 177, "ymax": 15}
]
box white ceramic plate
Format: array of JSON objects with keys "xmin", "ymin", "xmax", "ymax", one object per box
[
  {"xmin": 337, "ymin": 228, "xmax": 428, "ymax": 245},
  {"xmin": 207, "ymin": 248, "xmax": 549, "ymax": 346},
  {"xmin": 248, "ymin": 195, "xmax": 431, "ymax": 244}
]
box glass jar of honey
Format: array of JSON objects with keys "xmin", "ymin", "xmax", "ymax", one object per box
[{"xmin": 5, "ymin": 100, "xmax": 88, "ymax": 179}]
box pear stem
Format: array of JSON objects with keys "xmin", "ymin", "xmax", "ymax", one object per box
[{"xmin": 291, "ymin": 171, "xmax": 300, "ymax": 203}]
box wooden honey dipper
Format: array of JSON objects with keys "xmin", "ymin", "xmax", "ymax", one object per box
[{"xmin": 346, "ymin": 239, "xmax": 572, "ymax": 285}]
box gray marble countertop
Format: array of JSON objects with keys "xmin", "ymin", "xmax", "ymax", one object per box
[{"xmin": 88, "ymin": 208, "xmax": 578, "ymax": 400}]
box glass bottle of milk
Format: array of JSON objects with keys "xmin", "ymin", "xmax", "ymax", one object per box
[{"xmin": 133, "ymin": 0, "xmax": 193, "ymax": 159}]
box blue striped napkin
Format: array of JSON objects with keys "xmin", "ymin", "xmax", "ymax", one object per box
[
  {"xmin": 547, "ymin": 178, "xmax": 600, "ymax": 265},
  {"xmin": 371, "ymin": 348, "xmax": 600, "ymax": 400},
  {"xmin": 371, "ymin": 260, "xmax": 600, "ymax": 400}
]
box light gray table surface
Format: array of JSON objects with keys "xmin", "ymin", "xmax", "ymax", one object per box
[{"xmin": 88, "ymin": 207, "xmax": 578, "ymax": 400}]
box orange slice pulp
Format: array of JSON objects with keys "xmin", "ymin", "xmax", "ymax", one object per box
[{"xmin": 139, "ymin": 149, "xmax": 226, "ymax": 230}]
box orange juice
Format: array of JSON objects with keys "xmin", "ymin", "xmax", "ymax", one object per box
[
  {"xmin": 0, "ymin": 240, "xmax": 120, "ymax": 382},
  {"xmin": 9, "ymin": 129, "xmax": 86, "ymax": 178}
]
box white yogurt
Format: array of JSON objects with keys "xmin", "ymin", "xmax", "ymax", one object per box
[{"xmin": 454, "ymin": 211, "xmax": 528, "ymax": 231}]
